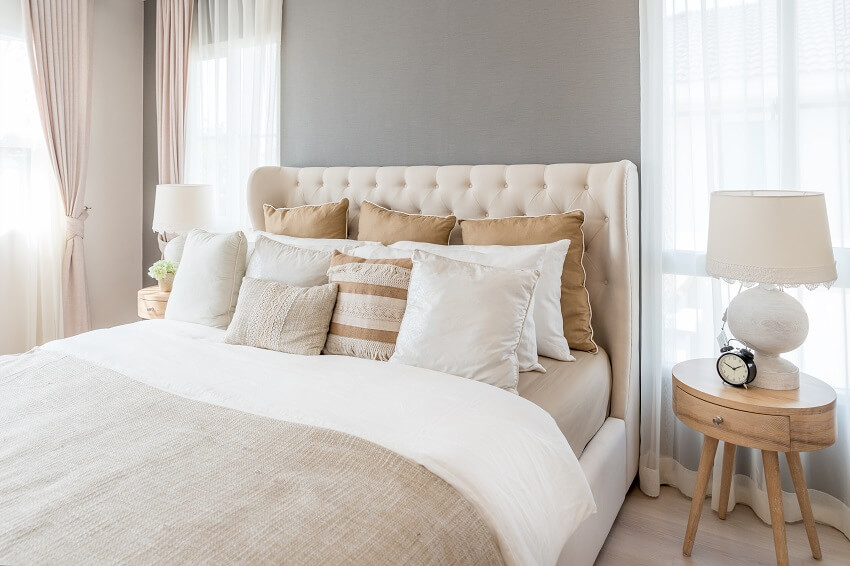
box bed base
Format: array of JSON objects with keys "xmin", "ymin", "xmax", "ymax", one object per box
[{"xmin": 558, "ymin": 418, "xmax": 629, "ymax": 565}]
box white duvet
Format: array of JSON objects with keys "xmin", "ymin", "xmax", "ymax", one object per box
[{"xmin": 44, "ymin": 320, "xmax": 595, "ymax": 566}]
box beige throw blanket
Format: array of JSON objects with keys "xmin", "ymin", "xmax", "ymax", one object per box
[{"xmin": 0, "ymin": 351, "xmax": 504, "ymax": 565}]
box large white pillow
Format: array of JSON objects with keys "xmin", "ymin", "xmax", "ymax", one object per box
[
  {"xmin": 165, "ymin": 230, "xmax": 248, "ymax": 328},
  {"xmin": 391, "ymin": 240, "xmax": 573, "ymax": 362},
  {"xmin": 350, "ymin": 243, "xmax": 545, "ymax": 373},
  {"xmin": 246, "ymin": 236, "xmax": 334, "ymax": 286},
  {"xmin": 252, "ymin": 231, "xmax": 372, "ymax": 253},
  {"xmin": 389, "ymin": 250, "xmax": 540, "ymax": 392}
]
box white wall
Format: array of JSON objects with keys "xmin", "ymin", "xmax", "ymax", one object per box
[{"xmin": 85, "ymin": 0, "xmax": 144, "ymax": 329}]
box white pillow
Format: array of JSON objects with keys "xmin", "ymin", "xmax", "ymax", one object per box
[
  {"xmin": 392, "ymin": 239, "xmax": 573, "ymax": 362},
  {"xmin": 389, "ymin": 250, "xmax": 540, "ymax": 392},
  {"xmin": 165, "ymin": 230, "xmax": 248, "ymax": 328},
  {"xmin": 252, "ymin": 231, "xmax": 372, "ymax": 253},
  {"xmin": 246, "ymin": 236, "xmax": 334, "ymax": 286},
  {"xmin": 351, "ymin": 243, "xmax": 544, "ymax": 373}
]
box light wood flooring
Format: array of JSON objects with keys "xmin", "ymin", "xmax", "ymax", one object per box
[{"xmin": 596, "ymin": 485, "xmax": 850, "ymax": 565}]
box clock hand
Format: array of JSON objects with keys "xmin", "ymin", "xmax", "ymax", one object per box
[{"xmin": 723, "ymin": 360, "xmax": 735, "ymax": 370}]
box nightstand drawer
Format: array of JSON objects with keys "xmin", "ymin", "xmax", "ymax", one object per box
[
  {"xmin": 674, "ymin": 386, "xmax": 790, "ymax": 451},
  {"xmin": 138, "ymin": 298, "xmax": 167, "ymax": 319},
  {"xmin": 138, "ymin": 286, "xmax": 170, "ymax": 320}
]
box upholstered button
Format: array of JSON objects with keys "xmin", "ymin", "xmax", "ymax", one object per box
[
  {"xmin": 469, "ymin": 183, "xmax": 473, "ymax": 189},
  {"xmin": 504, "ymin": 184, "xmax": 509, "ymax": 189},
  {"xmin": 484, "ymin": 213, "xmax": 489, "ymax": 218},
  {"xmin": 603, "ymin": 280, "xmax": 609, "ymax": 286},
  {"xmin": 604, "ymin": 216, "xmax": 609, "ymax": 223},
  {"xmin": 543, "ymin": 184, "xmax": 548, "ymax": 189},
  {"xmin": 584, "ymin": 184, "xmax": 590, "ymax": 190}
]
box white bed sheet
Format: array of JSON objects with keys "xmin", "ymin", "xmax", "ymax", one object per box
[{"xmin": 44, "ymin": 320, "xmax": 594, "ymax": 566}]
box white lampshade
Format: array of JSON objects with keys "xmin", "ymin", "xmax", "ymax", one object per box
[
  {"xmin": 152, "ymin": 184, "xmax": 215, "ymax": 232},
  {"xmin": 706, "ymin": 190, "xmax": 837, "ymax": 287}
]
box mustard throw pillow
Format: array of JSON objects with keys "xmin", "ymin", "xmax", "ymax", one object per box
[{"xmin": 459, "ymin": 211, "xmax": 596, "ymax": 353}]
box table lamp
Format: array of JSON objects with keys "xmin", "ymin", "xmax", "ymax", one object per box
[
  {"xmin": 706, "ymin": 190, "xmax": 837, "ymax": 390},
  {"xmin": 152, "ymin": 184, "xmax": 216, "ymax": 259}
]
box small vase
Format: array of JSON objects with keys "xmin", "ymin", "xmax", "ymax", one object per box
[{"xmin": 158, "ymin": 274, "xmax": 174, "ymax": 292}]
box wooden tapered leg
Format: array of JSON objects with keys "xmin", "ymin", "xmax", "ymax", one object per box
[
  {"xmin": 718, "ymin": 442, "xmax": 737, "ymax": 520},
  {"xmin": 762, "ymin": 450, "xmax": 789, "ymax": 566},
  {"xmin": 787, "ymin": 451, "xmax": 822, "ymax": 560},
  {"xmin": 683, "ymin": 435, "xmax": 718, "ymax": 556}
]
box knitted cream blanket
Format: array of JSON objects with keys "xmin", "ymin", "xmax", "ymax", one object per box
[{"xmin": 0, "ymin": 350, "xmax": 503, "ymax": 565}]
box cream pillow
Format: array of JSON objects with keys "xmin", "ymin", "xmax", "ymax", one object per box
[
  {"xmin": 389, "ymin": 250, "xmax": 540, "ymax": 392},
  {"xmin": 246, "ymin": 236, "xmax": 334, "ymax": 286},
  {"xmin": 393, "ymin": 240, "xmax": 573, "ymax": 361},
  {"xmin": 350, "ymin": 243, "xmax": 544, "ymax": 372},
  {"xmin": 225, "ymin": 278, "xmax": 338, "ymax": 355},
  {"xmin": 253, "ymin": 231, "xmax": 372, "ymax": 253},
  {"xmin": 165, "ymin": 230, "xmax": 248, "ymax": 329}
]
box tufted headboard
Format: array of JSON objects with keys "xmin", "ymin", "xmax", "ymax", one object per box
[{"xmin": 248, "ymin": 162, "xmax": 640, "ymax": 481}]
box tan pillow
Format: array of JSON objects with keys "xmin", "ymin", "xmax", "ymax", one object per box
[
  {"xmin": 324, "ymin": 251, "xmax": 413, "ymax": 361},
  {"xmin": 224, "ymin": 278, "xmax": 338, "ymax": 355},
  {"xmin": 263, "ymin": 199, "xmax": 349, "ymax": 239},
  {"xmin": 459, "ymin": 211, "xmax": 596, "ymax": 353},
  {"xmin": 357, "ymin": 200, "xmax": 456, "ymax": 245}
]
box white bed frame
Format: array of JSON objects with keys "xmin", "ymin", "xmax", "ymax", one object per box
[{"xmin": 248, "ymin": 162, "xmax": 640, "ymax": 565}]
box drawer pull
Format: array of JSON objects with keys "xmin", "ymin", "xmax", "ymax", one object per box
[{"xmin": 712, "ymin": 416, "xmax": 724, "ymax": 425}]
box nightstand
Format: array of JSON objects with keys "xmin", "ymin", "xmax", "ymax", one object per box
[
  {"xmin": 673, "ymin": 359, "xmax": 837, "ymax": 566},
  {"xmin": 138, "ymin": 286, "xmax": 170, "ymax": 319}
]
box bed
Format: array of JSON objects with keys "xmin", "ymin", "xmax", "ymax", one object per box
[{"xmin": 0, "ymin": 161, "xmax": 638, "ymax": 565}]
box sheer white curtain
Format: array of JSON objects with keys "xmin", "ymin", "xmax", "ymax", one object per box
[
  {"xmin": 184, "ymin": 0, "xmax": 283, "ymax": 232},
  {"xmin": 0, "ymin": 0, "xmax": 64, "ymax": 354},
  {"xmin": 640, "ymin": 0, "xmax": 850, "ymax": 538}
]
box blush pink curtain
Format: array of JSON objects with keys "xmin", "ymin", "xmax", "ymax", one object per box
[
  {"xmin": 22, "ymin": 0, "xmax": 94, "ymax": 337},
  {"xmin": 156, "ymin": 0, "xmax": 194, "ymax": 185}
]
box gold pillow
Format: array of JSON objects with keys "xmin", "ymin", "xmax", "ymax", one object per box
[
  {"xmin": 263, "ymin": 199, "xmax": 349, "ymax": 239},
  {"xmin": 459, "ymin": 211, "xmax": 596, "ymax": 353},
  {"xmin": 357, "ymin": 200, "xmax": 456, "ymax": 245}
]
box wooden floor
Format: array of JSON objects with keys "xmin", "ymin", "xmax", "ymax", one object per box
[{"xmin": 596, "ymin": 485, "xmax": 850, "ymax": 565}]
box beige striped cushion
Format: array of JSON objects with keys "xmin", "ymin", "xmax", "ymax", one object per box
[{"xmin": 324, "ymin": 251, "xmax": 413, "ymax": 361}]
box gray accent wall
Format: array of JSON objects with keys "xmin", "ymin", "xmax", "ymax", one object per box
[
  {"xmin": 281, "ymin": 0, "xmax": 639, "ymax": 167},
  {"xmin": 141, "ymin": 0, "xmax": 639, "ymax": 275}
]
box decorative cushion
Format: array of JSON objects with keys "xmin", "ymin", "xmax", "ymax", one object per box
[
  {"xmin": 324, "ymin": 251, "xmax": 413, "ymax": 361},
  {"xmin": 392, "ymin": 240, "xmax": 572, "ymax": 362},
  {"xmin": 389, "ymin": 251, "xmax": 540, "ymax": 393},
  {"xmin": 165, "ymin": 230, "xmax": 248, "ymax": 329},
  {"xmin": 357, "ymin": 200, "xmax": 456, "ymax": 245},
  {"xmin": 254, "ymin": 231, "xmax": 370, "ymax": 253},
  {"xmin": 246, "ymin": 236, "xmax": 334, "ymax": 286},
  {"xmin": 377, "ymin": 241, "xmax": 546, "ymax": 372},
  {"xmin": 460, "ymin": 211, "xmax": 596, "ymax": 353},
  {"xmin": 263, "ymin": 199, "xmax": 349, "ymax": 239},
  {"xmin": 224, "ymin": 278, "xmax": 338, "ymax": 355}
]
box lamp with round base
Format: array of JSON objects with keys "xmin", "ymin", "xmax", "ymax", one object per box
[{"xmin": 706, "ymin": 190, "xmax": 837, "ymax": 391}]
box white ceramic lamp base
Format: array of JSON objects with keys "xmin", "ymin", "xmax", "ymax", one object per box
[{"xmin": 726, "ymin": 285, "xmax": 809, "ymax": 390}]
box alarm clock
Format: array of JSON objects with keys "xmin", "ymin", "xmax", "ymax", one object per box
[{"xmin": 716, "ymin": 343, "xmax": 757, "ymax": 387}]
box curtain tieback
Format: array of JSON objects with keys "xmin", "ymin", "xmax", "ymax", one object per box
[{"xmin": 65, "ymin": 210, "xmax": 89, "ymax": 241}]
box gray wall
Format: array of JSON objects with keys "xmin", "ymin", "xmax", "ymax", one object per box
[
  {"xmin": 281, "ymin": 0, "xmax": 639, "ymax": 167},
  {"xmin": 142, "ymin": 0, "xmax": 159, "ymax": 284},
  {"xmin": 141, "ymin": 0, "xmax": 639, "ymax": 275}
]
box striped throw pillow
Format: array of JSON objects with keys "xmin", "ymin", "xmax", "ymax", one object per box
[{"xmin": 323, "ymin": 251, "xmax": 413, "ymax": 360}]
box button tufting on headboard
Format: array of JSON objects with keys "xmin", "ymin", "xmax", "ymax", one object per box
[{"xmin": 248, "ymin": 161, "xmax": 640, "ymax": 480}]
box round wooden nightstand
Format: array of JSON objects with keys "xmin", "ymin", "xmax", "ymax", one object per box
[
  {"xmin": 137, "ymin": 286, "xmax": 170, "ymax": 319},
  {"xmin": 672, "ymin": 359, "xmax": 837, "ymax": 566}
]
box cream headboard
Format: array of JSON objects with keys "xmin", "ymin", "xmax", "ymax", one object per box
[{"xmin": 248, "ymin": 162, "xmax": 640, "ymax": 481}]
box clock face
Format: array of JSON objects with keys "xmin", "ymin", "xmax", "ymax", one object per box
[{"xmin": 718, "ymin": 352, "xmax": 749, "ymax": 385}]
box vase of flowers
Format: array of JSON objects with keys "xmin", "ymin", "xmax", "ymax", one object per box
[{"xmin": 148, "ymin": 259, "xmax": 178, "ymax": 292}]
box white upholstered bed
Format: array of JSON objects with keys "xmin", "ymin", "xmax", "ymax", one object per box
[
  {"xmin": 0, "ymin": 161, "xmax": 638, "ymax": 566},
  {"xmin": 247, "ymin": 161, "xmax": 640, "ymax": 565}
]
